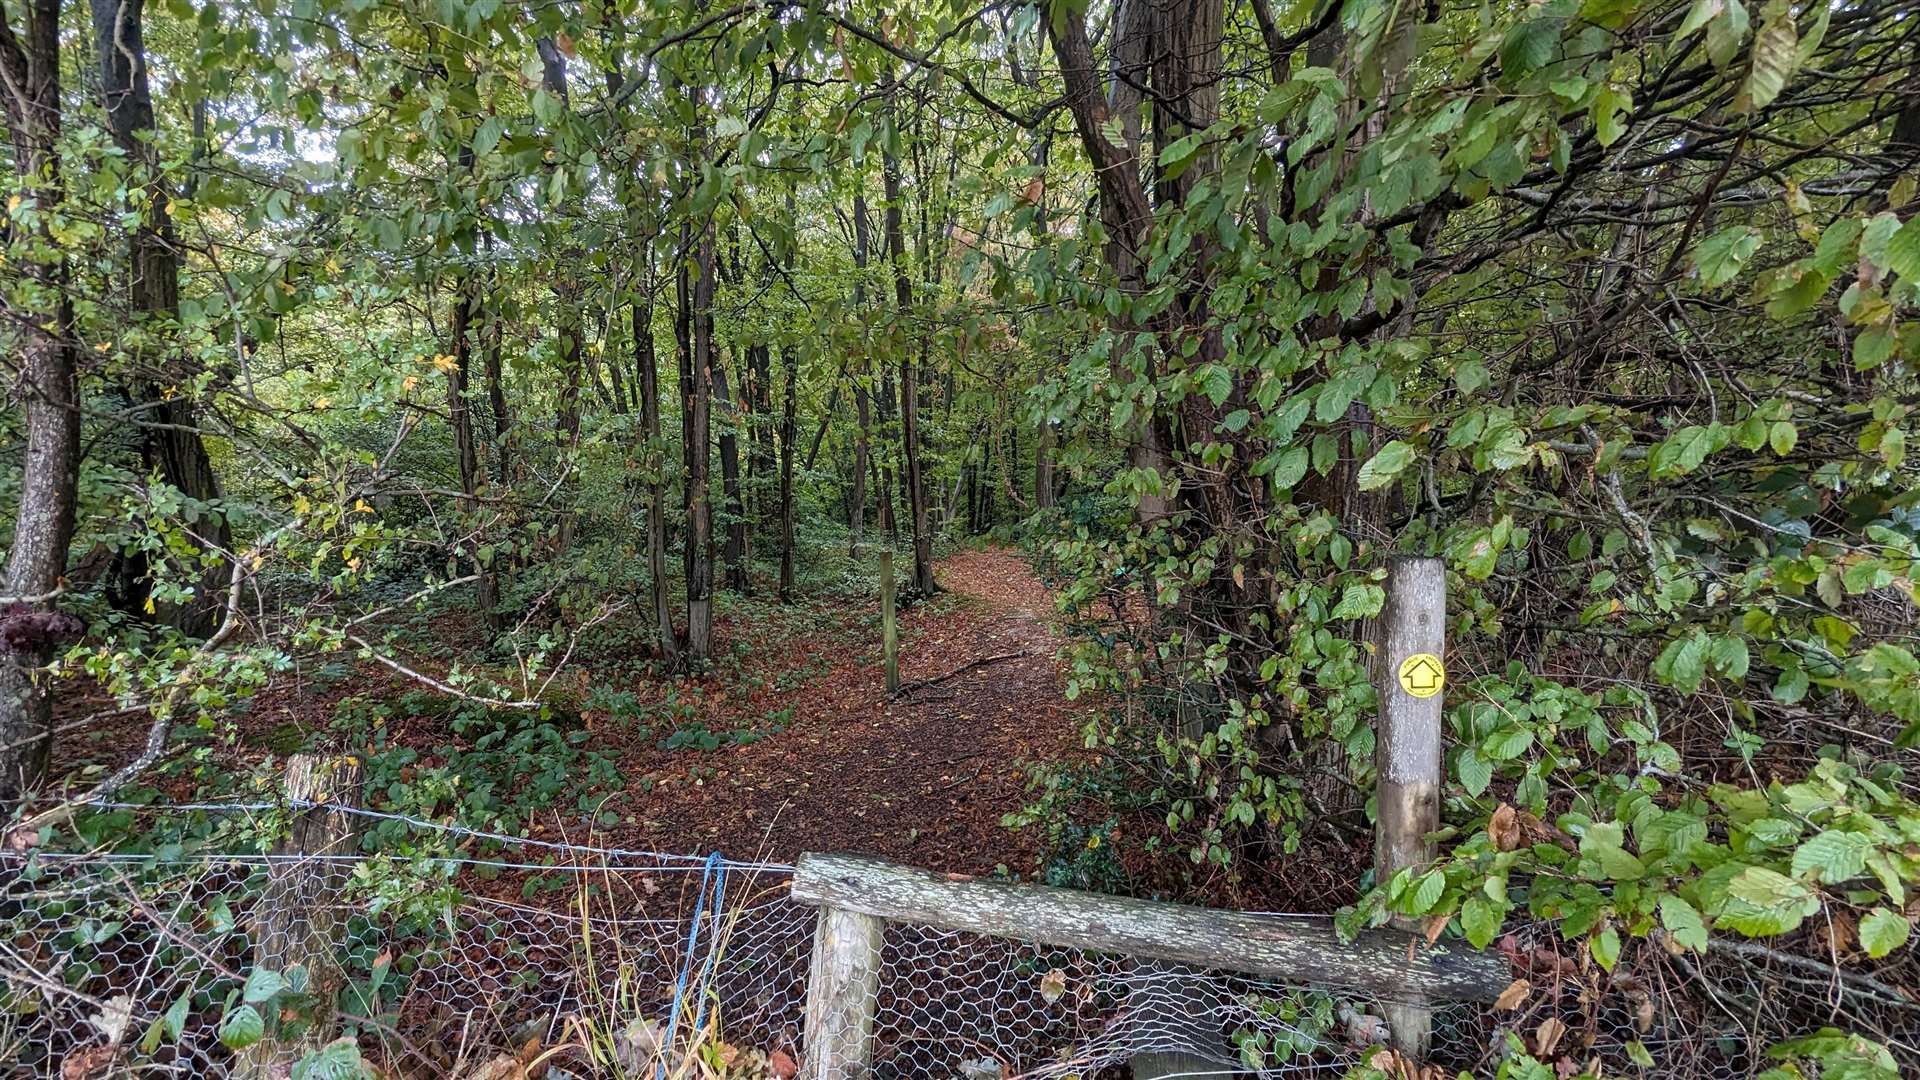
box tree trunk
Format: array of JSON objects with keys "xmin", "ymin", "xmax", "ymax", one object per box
[
  {"xmin": 0, "ymin": 0, "xmax": 81, "ymax": 809},
  {"xmin": 851, "ymin": 381, "xmax": 871, "ymax": 552},
  {"xmin": 714, "ymin": 352, "xmax": 750, "ymax": 594},
  {"xmin": 484, "ymin": 239, "xmax": 514, "ymax": 487},
  {"xmin": 1035, "ymin": 418, "xmax": 1056, "ymax": 509},
  {"xmin": 92, "ymin": 0, "xmax": 231, "ymax": 639},
  {"xmin": 449, "ymin": 269, "xmax": 502, "ymax": 631},
  {"xmin": 636, "ymin": 296, "xmax": 680, "ymax": 664},
  {"xmin": 849, "ymin": 193, "xmax": 874, "ymax": 554},
  {"xmin": 748, "ymin": 342, "xmax": 774, "ymax": 494},
  {"xmin": 778, "ymin": 344, "xmax": 798, "ymax": 603},
  {"xmin": 881, "ymin": 78, "xmax": 936, "ymax": 595},
  {"xmin": 539, "ymin": 36, "xmax": 584, "ymax": 554},
  {"xmin": 682, "ymin": 221, "xmax": 717, "ymax": 663}
]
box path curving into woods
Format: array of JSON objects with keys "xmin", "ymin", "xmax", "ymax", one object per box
[{"xmin": 609, "ymin": 546, "xmax": 1090, "ymax": 871}]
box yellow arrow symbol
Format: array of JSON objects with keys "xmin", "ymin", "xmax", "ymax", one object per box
[{"xmin": 1397, "ymin": 653, "xmax": 1446, "ymax": 699}]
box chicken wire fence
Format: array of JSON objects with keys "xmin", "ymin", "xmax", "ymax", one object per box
[{"xmin": 0, "ymin": 802, "xmax": 1826, "ymax": 1079}]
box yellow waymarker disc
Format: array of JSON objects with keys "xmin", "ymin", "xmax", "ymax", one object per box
[{"xmin": 1397, "ymin": 652, "xmax": 1446, "ymax": 698}]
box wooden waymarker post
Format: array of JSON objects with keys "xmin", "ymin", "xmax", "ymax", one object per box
[
  {"xmin": 880, "ymin": 548, "xmax": 899, "ymax": 694},
  {"xmin": 236, "ymin": 753, "xmax": 363, "ymax": 1078},
  {"xmin": 1374, "ymin": 556, "xmax": 1447, "ymax": 1060}
]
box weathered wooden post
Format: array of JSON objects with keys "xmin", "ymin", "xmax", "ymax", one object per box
[
  {"xmin": 1374, "ymin": 556, "xmax": 1447, "ymax": 1060},
  {"xmin": 801, "ymin": 904, "xmax": 886, "ymax": 1080},
  {"xmin": 879, "ymin": 548, "xmax": 899, "ymax": 694},
  {"xmin": 237, "ymin": 752, "xmax": 364, "ymax": 1078}
]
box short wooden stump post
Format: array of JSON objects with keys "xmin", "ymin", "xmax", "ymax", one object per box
[
  {"xmin": 801, "ymin": 904, "xmax": 886, "ymax": 1080},
  {"xmin": 235, "ymin": 753, "xmax": 364, "ymax": 1078}
]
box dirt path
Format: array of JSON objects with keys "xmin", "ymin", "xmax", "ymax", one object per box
[{"xmin": 609, "ymin": 546, "xmax": 1087, "ymax": 872}]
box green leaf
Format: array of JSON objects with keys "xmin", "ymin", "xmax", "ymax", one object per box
[
  {"xmin": 1483, "ymin": 725, "xmax": 1535, "ymax": 761},
  {"xmin": 1356, "ymin": 440, "xmax": 1417, "ymax": 491},
  {"xmin": 1331, "ymin": 583, "xmax": 1384, "ymax": 619},
  {"xmin": 163, "ymin": 993, "xmax": 192, "ymax": 1041},
  {"xmin": 1659, "ymin": 894, "xmax": 1709, "ymax": 952},
  {"xmin": 1409, "ymin": 870, "xmax": 1446, "ymax": 914},
  {"xmin": 1456, "ymin": 749, "xmax": 1494, "ymax": 796},
  {"xmin": 1883, "ymin": 215, "xmax": 1920, "ymax": 281},
  {"xmin": 1649, "ymin": 424, "xmax": 1721, "ymax": 478},
  {"xmin": 1269, "ymin": 446, "xmax": 1310, "ymax": 490},
  {"xmin": 1584, "ymin": 843, "xmax": 1646, "ymax": 881},
  {"xmin": 1735, "ymin": 0, "xmax": 1798, "ymax": 114},
  {"xmin": 1591, "ymin": 925, "xmax": 1621, "ymax": 971},
  {"xmin": 1706, "ymin": 0, "xmax": 1751, "ymax": 67},
  {"xmin": 219, "ymin": 1005, "xmax": 266, "ymax": 1051},
  {"xmin": 1717, "ymin": 866, "xmax": 1819, "ymax": 936},
  {"xmin": 1789, "ymin": 830, "xmax": 1873, "ymax": 884},
  {"xmin": 1499, "ymin": 17, "xmax": 1561, "ymax": 78},
  {"xmin": 1203, "ymin": 365, "xmax": 1233, "ymax": 406},
  {"xmin": 243, "ymin": 966, "xmax": 285, "ymax": 1005},
  {"xmin": 1677, "ymin": 0, "xmax": 1724, "ymax": 37},
  {"xmin": 293, "ymin": 1039, "xmax": 375, "ymax": 1080},
  {"xmin": 1461, "ymin": 895, "xmax": 1504, "ymax": 948},
  {"xmin": 1692, "ymin": 225, "xmax": 1760, "ymax": 287},
  {"xmin": 1655, "ymin": 633, "xmax": 1709, "ymax": 693},
  {"xmin": 1859, "ymin": 908, "xmax": 1910, "ymax": 958},
  {"xmin": 1591, "ymin": 87, "xmax": 1632, "ymax": 147}
]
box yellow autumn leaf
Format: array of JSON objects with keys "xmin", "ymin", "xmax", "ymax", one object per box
[{"xmin": 432, "ymin": 353, "xmax": 459, "ymax": 373}]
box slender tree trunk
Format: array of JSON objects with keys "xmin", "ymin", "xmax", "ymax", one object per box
[
  {"xmin": 635, "ymin": 295, "xmax": 680, "ymax": 664},
  {"xmin": 851, "ymin": 381, "xmax": 870, "ymax": 551},
  {"xmin": 714, "ymin": 352, "xmax": 750, "ymax": 594},
  {"xmin": 1035, "ymin": 419, "xmax": 1056, "ymax": 509},
  {"xmin": 552, "ymin": 287, "xmax": 585, "ymax": 552},
  {"xmin": 804, "ymin": 382, "xmax": 839, "ymax": 472},
  {"xmin": 92, "ymin": 0, "xmax": 230, "ymax": 638},
  {"xmin": 881, "ymin": 77, "xmax": 936, "ymax": 594},
  {"xmin": 849, "ymin": 193, "xmax": 874, "ymax": 554},
  {"xmin": 539, "ymin": 36, "xmax": 585, "ymax": 554},
  {"xmin": 876, "ymin": 370, "xmax": 898, "ymax": 541},
  {"xmin": 683, "ymin": 222, "xmax": 717, "ymax": 662},
  {"xmin": 748, "ymin": 342, "xmax": 773, "ymax": 491},
  {"xmin": 778, "ymin": 344, "xmax": 798, "ymax": 602},
  {"xmin": 483, "ymin": 234, "xmax": 514, "ymax": 488},
  {"xmin": 0, "ymin": 0, "xmax": 81, "ymax": 809},
  {"xmin": 449, "ymin": 267, "xmax": 501, "ymax": 630}
]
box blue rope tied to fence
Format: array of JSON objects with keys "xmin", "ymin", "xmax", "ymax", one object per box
[{"xmin": 660, "ymin": 850, "xmax": 729, "ymax": 1077}]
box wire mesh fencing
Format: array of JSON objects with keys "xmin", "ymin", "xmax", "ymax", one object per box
[{"xmin": 0, "ymin": 802, "xmax": 1863, "ymax": 1079}]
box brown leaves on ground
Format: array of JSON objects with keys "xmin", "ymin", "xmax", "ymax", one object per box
[{"xmin": 599, "ymin": 547, "xmax": 1091, "ymax": 870}]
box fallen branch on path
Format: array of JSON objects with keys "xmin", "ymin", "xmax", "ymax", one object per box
[{"xmin": 891, "ymin": 650, "xmax": 1033, "ymax": 698}]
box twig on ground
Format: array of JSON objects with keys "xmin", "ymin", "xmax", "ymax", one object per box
[{"xmin": 891, "ymin": 650, "xmax": 1032, "ymax": 697}]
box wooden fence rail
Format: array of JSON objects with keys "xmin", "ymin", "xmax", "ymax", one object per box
[{"xmin": 789, "ymin": 849, "xmax": 1506, "ymax": 1080}]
